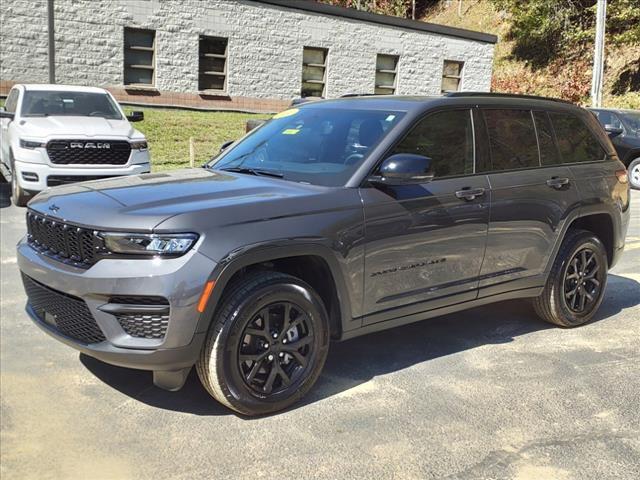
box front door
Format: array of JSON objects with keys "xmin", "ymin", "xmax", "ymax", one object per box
[{"xmin": 360, "ymin": 109, "xmax": 490, "ymax": 323}]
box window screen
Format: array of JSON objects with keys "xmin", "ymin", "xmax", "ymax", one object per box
[
  {"xmin": 441, "ymin": 60, "xmax": 463, "ymax": 93},
  {"xmin": 124, "ymin": 28, "xmax": 155, "ymax": 86},
  {"xmin": 483, "ymin": 109, "xmax": 540, "ymax": 171},
  {"xmin": 391, "ymin": 109, "xmax": 474, "ymax": 178},
  {"xmin": 301, "ymin": 47, "xmax": 327, "ymax": 98},
  {"xmin": 549, "ymin": 112, "xmax": 607, "ymax": 163},
  {"xmin": 533, "ymin": 111, "xmax": 561, "ymax": 166},
  {"xmin": 199, "ymin": 36, "xmax": 228, "ymax": 92},
  {"xmin": 375, "ymin": 54, "xmax": 399, "ymax": 94}
]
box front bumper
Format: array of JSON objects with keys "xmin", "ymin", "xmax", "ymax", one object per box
[
  {"xmin": 14, "ymin": 153, "xmax": 150, "ymax": 192},
  {"xmin": 17, "ymin": 237, "xmax": 217, "ymax": 375}
]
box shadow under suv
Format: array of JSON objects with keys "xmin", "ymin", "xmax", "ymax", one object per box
[{"xmin": 17, "ymin": 93, "xmax": 631, "ymax": 415}]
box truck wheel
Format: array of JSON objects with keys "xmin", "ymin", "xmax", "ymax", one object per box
[
  {"xmin": 11, "ymin": 167, "xmax": 29, "ymax": 207},
  {"xmin": 196, "ymin": 271, "xmax": 330, "ymax": 416},
  {"xmin": 629, "ymin": 158, "xmax": 640, "ymax": 190},
  {"xmin": 533, "ymin": 229, "xmax": 608, "ymax": 327}
]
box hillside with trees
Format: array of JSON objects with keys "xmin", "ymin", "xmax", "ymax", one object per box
[{"xmin": 320, "ymin": 0, "xmax": 640, "ymax": 108}]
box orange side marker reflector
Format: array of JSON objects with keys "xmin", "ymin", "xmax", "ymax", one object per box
[
  {"xmin": 197, "ymin": 280, "xmax": 216, "ymax": 313},
  {"xmin": 615, "ymin": 169, "xmax": 628, "ymax": 184}
]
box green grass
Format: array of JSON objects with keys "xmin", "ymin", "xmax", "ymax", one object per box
[{"xmin": 122, "ymin": 107, "xmax": 270, "ymax": 171}]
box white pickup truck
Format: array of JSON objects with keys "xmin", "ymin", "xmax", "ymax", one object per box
[{"xmin": 0, "ymin": 84, "xmax": 150, "ymax": 206}]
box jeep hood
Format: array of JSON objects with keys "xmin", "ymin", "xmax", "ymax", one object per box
[
  {"xmin": 28, "ymin": 168, "xmax": 337, "ymax": 231},
  {"xmin": 18, "ymin": 116, "xmax": 138, "ymax": 139}
]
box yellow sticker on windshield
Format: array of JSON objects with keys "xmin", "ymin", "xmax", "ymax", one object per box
[
  {"xmin": 273, "ymin": 108, "xmax": 299, "ymax": 119},
  {"xmin": 282, "ymin": 128, "xmax": 300, "ymax": 135}
]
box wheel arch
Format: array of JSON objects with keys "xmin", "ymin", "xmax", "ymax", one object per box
[{"xmin": 196, "ymin": 243, "xmax": 354, "ymax": 340}]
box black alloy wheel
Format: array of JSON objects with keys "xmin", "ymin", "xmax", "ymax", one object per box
[
  {"xmin": 563, "ymin": 247, "xmax": 602, "ymax": 313},
  {"xmin": 238, "ymin": 301, "xmax": 314, "ymax": 395}
]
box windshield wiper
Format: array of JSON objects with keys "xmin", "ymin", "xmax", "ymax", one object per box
[{"xmin": 219, "ymin": 166, "xmax": 284, "ymax": 178}]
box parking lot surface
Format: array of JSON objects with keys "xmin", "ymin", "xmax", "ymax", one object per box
[{"xmin": 1, "ymin": 185, "xmax": 639, "ymax": 480}]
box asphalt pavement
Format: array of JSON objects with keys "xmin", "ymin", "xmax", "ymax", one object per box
[{"xmin": 1, "ymin": 183, "xmax": 639, "ymax": 480}]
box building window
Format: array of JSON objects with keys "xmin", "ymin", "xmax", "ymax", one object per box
[
  {"xmin": 124, "ymin": 28, "xmax": 155, "ymax": 87},
  {"xmin": 375, "ymin": 54, "xmax": 399, "ymax": 94},
  {"xmin": 301, "ymin": 47, "xmax": 328, "ymax": 98},
  {"xmin": 441, "ymin": 60, "xmax": 464, "ymax": 93},
  {"xmin": 199, "ymin": 36, "xmax": 228, "ymax": 92}
]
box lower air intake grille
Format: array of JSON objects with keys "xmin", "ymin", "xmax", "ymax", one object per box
[
  {"xmin": 116, "ymin": 312, "xmax": 169, "ymax": 339},
  {"xmin": 22, "ymin": 273, "xmax": 106, "ymax": 344}
]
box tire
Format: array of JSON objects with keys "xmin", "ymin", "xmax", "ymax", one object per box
[
  {"xmin": 196, "ymin": 271, "xmax": 330, "ymax": 416},
  {"xmin": 533, "ymin": 229, "xmax": 608, "ymax": 327},
  {"xmin": 11, "ymin": 164, "xmax": 29, "ymax": 207},
  {"xmin": 629, "ymin": 157, "xmax": 640, "ymax": 190}
]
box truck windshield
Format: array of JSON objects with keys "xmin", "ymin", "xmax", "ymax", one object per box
[
  {"xmin": 621, "ymin": 111, "xmax": 640, "ymax": 134},
  {"xmin": 21, "ymin": 91, "xmax": 123, "ymax": 120},
  {"xmin": 209, "ymin": 107, "xmax": 405, "ymax": 187}
]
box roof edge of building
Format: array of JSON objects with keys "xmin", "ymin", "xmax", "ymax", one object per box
[{"xmin": 252, "ymin": 0, "xmax": 498, "ymax": 44}]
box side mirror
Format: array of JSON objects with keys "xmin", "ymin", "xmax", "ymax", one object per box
[
  {"xmin": 369, "ymin": 153, "xmax": 434, "ymax": 186},
  {"xmin": 604, "ymin": 125, "xmax": 623, "ymax": 136},
  {"xmin": 220, "ymin": 140, "xmax": 234, "ymax": 152},
  {"xmin": 126, "ymin": 111, "xmax": 144, "ymax": 122},
  {"xmin": 0, "ymin": 111, "xmax": 15, "ymax": 121}
]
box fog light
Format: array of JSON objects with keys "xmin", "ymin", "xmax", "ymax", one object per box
[{"xmin": 21, "ymin": 172, "xmax": 39, "ymax": 182}]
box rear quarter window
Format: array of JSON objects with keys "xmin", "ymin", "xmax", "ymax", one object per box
[{"xmin": 549, "ymin": 112, "xmax": 607, "ymax": 164}]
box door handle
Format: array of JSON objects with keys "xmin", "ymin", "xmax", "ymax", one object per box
[
  {"xmin": 546, "ymin": 177, "xmax": 570, "ymax": 189},
  {"xmin": 455, "ymin": 187, "xmax": 485, "ymax": 201}
]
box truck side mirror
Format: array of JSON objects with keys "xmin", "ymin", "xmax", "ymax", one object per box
[
  {"xmin": 0, "ymin": 111, "xmax": 15, "ymax": 121},
  {"xmin": 126, "ymin": 111, "xmax": 144, "ymax": 122}
]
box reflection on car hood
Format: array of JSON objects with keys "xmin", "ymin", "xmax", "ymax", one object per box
[{"xmin": 28, "ymin": 168, "xmax": 331, "ymax": 231}]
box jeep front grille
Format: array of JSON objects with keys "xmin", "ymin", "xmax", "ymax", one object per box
[
  {"xmin": 22, "ymin": 273, "xmax": 106, "ymax": 344},
  {"xmin": 26, "ymin": 211, "xmax": 104, "ymax": 268},
  {"xmin": 47, "ymin": 140, "xmax": 131, "ymax": 165}
]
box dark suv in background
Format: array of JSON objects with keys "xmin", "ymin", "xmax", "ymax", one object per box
[
  {"xmin": 590, "ymin": 108, "xmax": 640, "ymax": 189},
  {"xmin": 18, "ymin": 93, "xmax": 630, "ymax": 415}
]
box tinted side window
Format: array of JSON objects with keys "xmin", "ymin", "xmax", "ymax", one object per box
[
  {"xmin": 4, "ymin": 89, "xmax": 19, "ymax": 113},
  {"xmin": 391, "ymin": 109, "xmax": 473, "ymax": 178},
  {"xmin": 483, "ymin": 109, "xmax": 539, "ymax": 170},
  {"xmin": 533, "ymin": 111, "xmax": 561, "ymax": 166},
  {"xmin": 549, "ymin": 112, "xmax": 606, "ymax": 163}
]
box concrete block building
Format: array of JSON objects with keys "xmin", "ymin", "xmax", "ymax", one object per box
[{"xmin": 0, "ymin": 0, "xmax": 497, "ymax": 112}]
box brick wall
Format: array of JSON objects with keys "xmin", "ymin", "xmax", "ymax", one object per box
[{"xmin": 0, "ymin": 0, "xmax": 495, "ymax": 113}]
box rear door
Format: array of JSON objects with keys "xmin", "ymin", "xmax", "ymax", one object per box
[
  {"xmin": 476, "ymin": 108, "xmax": 580, "ymax": 294},
  {"xmin": 360, "ymin": 108, "xmax": 490, "ymax": 322}
]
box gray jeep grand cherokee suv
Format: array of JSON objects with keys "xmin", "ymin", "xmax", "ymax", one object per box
[{"xmin": 18, "ymin": 93, "xmax": 630, "ymax": 415}]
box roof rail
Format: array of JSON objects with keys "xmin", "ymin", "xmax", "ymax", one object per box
[
  {"xmin": 445, "ymin": 92, "xmax": 574, "ymax": 105},
  {"xmin": 340, "ymin": 93, "xmax": 378, "ymax": 98}
]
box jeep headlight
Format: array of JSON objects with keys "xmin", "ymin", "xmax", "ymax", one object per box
[
  {"xmin": 100, "ymin": 233, "xmax": 198, "ymax": 256},
  {"xmin": 20, "ymin": 139, "xmax": 46, "ymax": 149}
]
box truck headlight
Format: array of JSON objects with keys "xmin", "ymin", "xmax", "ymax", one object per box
[
  {"xmin": 100, "ymin": 233, "xmax": 198, "ymax": 256},
  {"xmin": 130, "ymin": 140, "xmax": 148, "ymax": 150},
  {"xmin": 20, "ymin": 139, "xmax": 46, "ymax": 149}
]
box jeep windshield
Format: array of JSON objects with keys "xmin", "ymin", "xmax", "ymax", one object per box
[
  {"xmin": 21, "ymin": 91, "xmax": 123, "ymax": 120},
  {"xmin": 209, "ymin": 107, "xmax": 405, "ymax": 186}
]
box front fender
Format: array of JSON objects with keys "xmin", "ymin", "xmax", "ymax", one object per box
[{"xmin": 194, "ymin": 240, "xmax": 357, "ymax": 337}]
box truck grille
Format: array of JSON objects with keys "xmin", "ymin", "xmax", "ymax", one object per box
[
  {"xmin": 26, "ymin": 211, "xmax": 103, "ymax": 268},
  {"xmin": 22, "ymin": 273, "xmax": 106, "ymax": 344},
  {"xmin": 47, "ymin": 140, "xmax": 131, "ymax": 165},
  {"xmin": 47, "ymin": 175, "xmax": 118, "ymax": 187}
]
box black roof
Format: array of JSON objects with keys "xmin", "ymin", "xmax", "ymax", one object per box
[
  {"xmin": 253, "ymin": 0, "xmax": 497, "ymax": 44},
  {"xmin": 301, "ymin": 92, "xmax": 581, "ymax": 113}
]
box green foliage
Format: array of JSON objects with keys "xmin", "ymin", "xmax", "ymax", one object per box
[
  {"xmin": 320, "ymin": 0, "xmax": 437, "ymax": 19},
  {"xmin": 122, "ymin": 107, "xmax": 269, "ymax": 171},
  {"xmin": 492, "ymin": 0, "xmax": 640, "ymax": 68}
]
